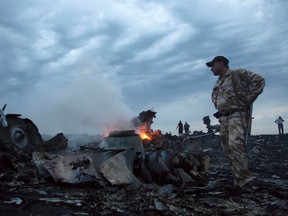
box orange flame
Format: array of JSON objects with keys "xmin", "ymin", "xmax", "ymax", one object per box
[{"xmin": 139, "ymin": 132, "xmax": 151, "ymax": 140}]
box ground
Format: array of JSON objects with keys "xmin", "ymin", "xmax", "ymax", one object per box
[{"xmin": 0, "ymin": 134, "xmax": 287, "ymax": 215}]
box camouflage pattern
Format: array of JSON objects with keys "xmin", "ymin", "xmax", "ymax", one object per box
[
  {"xmin": 212, "ymin": 69, "xmax": 265, "ymax": 113},
  {"xmin": 212, "ymin": 68, "xmax": 265, "ymax": 187},
  {"xmin": 219, "ymin": 112, "xmax": 253, "ymax": 187}
]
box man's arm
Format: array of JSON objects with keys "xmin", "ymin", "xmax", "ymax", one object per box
[{"xmin": 246, "ymin": 71, "xmax": 265, "ymax": 106}]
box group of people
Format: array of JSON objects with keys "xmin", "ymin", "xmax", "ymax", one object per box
[
  {"xmin": 176, "ymin": 121, "xmax": 190, "ymax": 136},
  {"xmin": 176, "ymin": 115, "xmax": 285, "ymax": 137}
]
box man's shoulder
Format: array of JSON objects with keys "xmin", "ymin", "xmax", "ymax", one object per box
[
  {"xmin": 230, "ymin": 68, "xmax": 249, "ymax": 74},
  {"xmin": 229, "ymin": 68, "xmax": 248, "ymax": 81},
  {"xmin": 230, "ymin": 68, "xmax": 263, "ymax": 79}
]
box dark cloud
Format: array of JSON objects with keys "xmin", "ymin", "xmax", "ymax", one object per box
[{"xmin": 0, "ymin": 0, "xmax": 287, "ymax": 135}]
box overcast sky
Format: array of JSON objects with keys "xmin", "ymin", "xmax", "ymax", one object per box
[{"xmin": 0, "ymin": 0, "xmax": 287, "ymax": 136}]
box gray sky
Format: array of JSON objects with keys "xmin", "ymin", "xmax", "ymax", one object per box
[{"xmin": 1, "ymin": 0, "xmax": 287, "ymax": 135}]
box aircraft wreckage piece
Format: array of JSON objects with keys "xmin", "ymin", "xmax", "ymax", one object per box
[
  {"xmin": 99, "ymin": 130, "xmax": 144, "ymax": 150},
  {"xmin": 33, "ymin": 149, "xmax": 210, "ymax": 186},
  {"xmin": 134, "ymin": 150, "xmax": 210, "ymax": 187},
  {"xmin": 33, "ymin": 130, "xmax": 210, "ymax": 186},
  {"xmin": 33, "ymin": 149, "xmax": 138, "ymax": 185}
]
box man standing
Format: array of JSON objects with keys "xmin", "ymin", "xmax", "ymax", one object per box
[
  {"xmin": 176, "ymin": 121, "xmax": 183, "ymax": 136},
  {"xmin": 184, "ymin": 121, "xmax": 190, "ymax": 134},
  {"xmin": 275, "ymin": 116, "xmax": 284, "ymax": 135},
  {"xmin": 206, "ymin": 56, "xmax": 265, "ymax": 190}
]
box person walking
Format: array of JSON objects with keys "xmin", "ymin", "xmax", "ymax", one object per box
[
  {"xmin": 176, "ymin": 121, "xmax": 183, "ymax": 136},
  {"xmin": 206, "ymin": 55, "xmax": 265, "ymax": 191},
  {"xmin": 275, "ymin": 116, "xmax": 284, "ymax": 135}
]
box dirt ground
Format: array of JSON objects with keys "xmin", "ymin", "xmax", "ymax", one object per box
[{"xmin": 0, "ymin": 134, "xmax": 288, "ymax": 216}]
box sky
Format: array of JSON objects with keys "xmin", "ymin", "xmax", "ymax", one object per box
[{"xmin": 0, "ymin": 0, "xmax": 287, "ymax": 136}]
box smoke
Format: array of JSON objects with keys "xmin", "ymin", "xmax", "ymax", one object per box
[{"xmin": 6, "ymin": 73, "xmax": 135, "ymax": 136}]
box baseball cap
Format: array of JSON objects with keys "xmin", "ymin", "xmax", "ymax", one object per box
[{"xmin": 206, "ymin": 56, "xmax": 229, "ymax": 67}]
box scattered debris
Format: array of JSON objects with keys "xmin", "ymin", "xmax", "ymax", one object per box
[
  {"xmin": 31, "ymin": 130, "xmax": 209, "ymax": 187},
  {"xmin": 0, "ymin": 131, "xmax": 288, "ymax": 215}
]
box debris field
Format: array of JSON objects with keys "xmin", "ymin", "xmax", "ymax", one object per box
[{"xmin": 0, "ymin": 132, "xmax": 288, "ymax": 216}]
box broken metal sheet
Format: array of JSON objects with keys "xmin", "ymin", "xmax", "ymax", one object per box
[
  {"xmin": 134, "ymin": 152, "xmax": 154, "ymax": 183},
  {"xmin": 33, "ymin": 150, "xmax": 117, "ymax": 184},
  {"xmin": 37, "ymin": 152, "xmax": 96, "ymax": 184},
  {"xmin": 99, "ymin": 133, "xmax": 144, "ymax": 150},
  {"xmin": 39, "ymin": 197, "xmax": 83, "ymax": 205},
  {"xmin": 134, "ymin": 150, "xmax": 210, "ymax": 186},
  {"xmin": 143, "ymin": 151, "xmax": 181, "ymax": 184},
  {"xmin": 2, "ymin": 197, "xmax": 23, "ymax": 205},
  {"xmin": 39, "ymin": 133, "xmax": 68, "ymax": 152},
  {"xmin": 147, "ymin": 151, "xmax": 170, "ymax": 177},
  {"xmin": 176, "ymin": 168, "xmax": 194, "ymax": 184},
  {"xmin": 98, "ymin": 149, "xmax": 140, "ymax": 185},
  {"xmin": 32, "ymin": 152, "xmax": 53, "ymax": 179},
  {"xmin": 201, "ymin": 155, "xmax": 211, "ymax": 172},
  {"xmin": 32, "ymin": 149, "xmax": 139, "ymax": 185}
]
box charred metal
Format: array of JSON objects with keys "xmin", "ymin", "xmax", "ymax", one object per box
[{"xmin": 0, "ymin": 105, "xmax": 288, "ymax": 215}]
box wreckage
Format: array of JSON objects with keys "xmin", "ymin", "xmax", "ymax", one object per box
[
  {"xmin": 0, "ymin": 107, "xmax": 210, "ymax": 187},
  {"xmin": 0, "ymin": 104, "xmax": 43, "ymax": 153},
  {"xmin": 32, "ymin": 130, "xmax": 210, "ymax": 187},
  {"xmin": 1, "ymin": 106, "xmax": 288, "ymax": 215},
  {"xmin": 0, "ymin": 104, "xmax": 67, "ymax": 153},
  {"xmin": 132, "ymin": 109, "xmax": 157, "ymax": 139}
]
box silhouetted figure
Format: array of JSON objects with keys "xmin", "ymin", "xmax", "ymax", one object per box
[
  {"xmin": 176, "ymin": 121, "xmax": 183, "ymax": 136},
  {"xmin": 184, "ymin": 122, "xmax": 190, "ymax": 134},
  {"xmin": 203, "ymin": 116, "xmax": 220, "ymax": 134},
  {"xmin": 203, "ymin": 116, "xmax": 213, "ymax": 133},
  {"xmin": 275, "ymin": 116, "xmax": 284, "ymax": 135}
]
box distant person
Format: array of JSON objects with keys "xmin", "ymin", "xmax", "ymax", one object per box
[
  {"xmin": 184, "ymin": 122, "xmax": 190, "ymax": 134},
  {"xmin": 203, "ymin": 116, "xmax": 213, "ymax": 133},
  {"xmin": 176, "ymin": 121, "xmax": 183, "ymax": 136},
  {"xmin": 206, "ymin": 55, "xmax": 265, "ymax": 192},
  {"xmin": 275, "ymin": 116, "xmax": 284, "ymax": 135}
]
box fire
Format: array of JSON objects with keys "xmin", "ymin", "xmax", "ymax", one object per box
[
  {"xmin": 139, "ymin": 132, "xmax": 151, "ymax": 140},
  {"xmin": 137, "ymin": 129, "xmax": 162, "ymax": 141}
]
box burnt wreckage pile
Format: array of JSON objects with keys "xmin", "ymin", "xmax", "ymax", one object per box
[
  {"xmin": 0, "ymin": 108, "xmax": 288, "ymax": 215},
  {"xmin": 1, "ymin": 133, "xmax": 288, "ymax": 215},
  {"xmin": 0, "ymin": 129, "xmax": 210, "ymax": 187},
  {"xmin": 0, "ymin": 107, "xmax": 208, "ymax": 187}
]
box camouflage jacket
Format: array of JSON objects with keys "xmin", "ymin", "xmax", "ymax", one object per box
[{"xmin": 212, "ymin": 68, "xmax": 265, "ymax": 113}]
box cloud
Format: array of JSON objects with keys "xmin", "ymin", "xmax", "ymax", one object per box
[
  {"xmin": 132, "ymin": 23, "xmax": 196, "ymax": 62},
  {"xmin": 0, "ymin": 0, "xmax": 288, "ymax": 136}
]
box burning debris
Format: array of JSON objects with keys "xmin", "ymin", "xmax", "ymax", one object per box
[
  {"xmin": 1, "ymin": 106, "xmax": 288, "ymax": 215},
  {"xmin": 1, "ymin": 131, "xmax": 288, "ymax": 215},
  {"xmin": 132, "ymin": 109, "xmax": 157, "ymax": 140},
  {"xmin": 1, "ymin": 133, "xmax": 288, "ymax": 215},
  {"xmin": 99, "ymin": 130, "xmax": 144, "ymax": 150},
  {"xmin": 0, "ymin": 107, "xmax": 210, "ymax": 188},
  {"xmin": 30, "ymin": 129, "xmax": 210, "ymax": 187}
]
